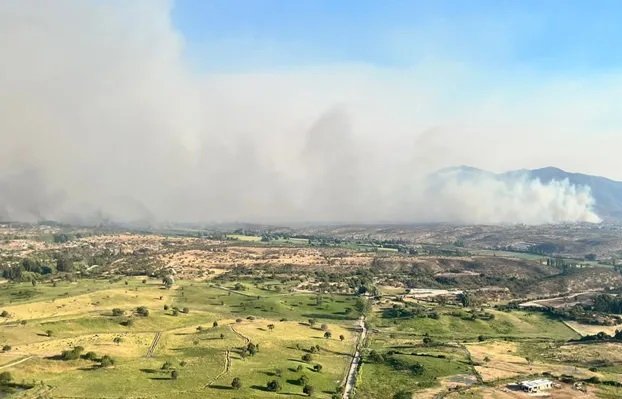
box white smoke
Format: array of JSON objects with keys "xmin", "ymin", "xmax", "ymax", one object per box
[
  {"xmin": 423, "ymin": 170, "xmax": 601, "ymax": 224},
  {"xmin": 0, "ymin": 0, "xmax": 608, "ymax": 225}
]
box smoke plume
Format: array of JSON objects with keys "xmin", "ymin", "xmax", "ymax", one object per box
[{"xmin": 0, "ymin": 1, "xmax": 605, "ymax": 225}]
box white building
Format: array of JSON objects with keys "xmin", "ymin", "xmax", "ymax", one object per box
[{"xmin": 519, "ymin": 379, "xmax": 553, "ymax": 393}]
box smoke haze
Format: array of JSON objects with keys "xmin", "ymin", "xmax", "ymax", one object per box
[{"xmin": 0, "ymin": 1, "xmax": 611, "ymax": 225}]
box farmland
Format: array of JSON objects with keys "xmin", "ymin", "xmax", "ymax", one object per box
[{"xmin": 1, "ymin": 224, "xmax": 622, "ymax": 398}]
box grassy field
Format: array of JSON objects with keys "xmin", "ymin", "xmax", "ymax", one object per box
[
  {"xmin": 0, "ymin": 278, "xmax": 359, "ymax": 398},
  {"xmin": 371, "ymin": 307, "xmax": 579, "ymax": 340}
]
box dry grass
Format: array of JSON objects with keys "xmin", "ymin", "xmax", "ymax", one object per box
[{"xmin": 467, "ymin": 341, "xmax": 600, "ymax": 382}]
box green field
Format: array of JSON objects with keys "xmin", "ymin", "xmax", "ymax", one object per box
[
  {"xmin": 0, "ymin": 278, "xmax": 360, "ymax": 398},
  {"xmin": 371, "ymin": 307, "xmax": 579, "ymax": 340}
]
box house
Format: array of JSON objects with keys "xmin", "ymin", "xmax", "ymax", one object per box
[{"xmin": 519, "ymin": 379, "xmax": 553, "ymax": 393}]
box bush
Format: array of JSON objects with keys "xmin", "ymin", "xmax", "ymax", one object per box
[
  {"xmin": 111, "ymin": 308, "xmax": 124, "ymax": 316},
  {"xmin": 0, "ymin": 371, "xmax": 12, "ymax": 385},
  {"xmin": 60, "ymin": 346, "xmax": 84, "ymax": 361},
  {"xmin": 136, "ymin": 306, "xmax": 149, "ymax": 317},
  {"xmin": 303, "ymin": 384, "xmax": 315, "ymax": 396},
  {"xmin": 266, "ymin": 379, "xmax": 282, "ymax": 392},
  {"xmin": 100, "ymin": 355, "xmax": 114, "ymax": 367},
  {"xmin": 231, "ymin": 377, "xmax": 242, "ymax": 389},
  {"xmin": 302, "ymin": 354, "xmax": 313, "ymax": 362},
  {"xmin": 393, "ymin": 391, "xmax": 414, "ymax": 399}
]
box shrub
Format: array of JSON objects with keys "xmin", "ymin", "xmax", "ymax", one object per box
[
  {"xmin": 100, "ymin": 355, "xmax": 114, "ymax": 367},
  {"xmin": 231, "ymin": 377, "xmax": 242, "ymax": 389},
  {"xmin": 302, "ymin": 354, "xmax": 313, "ymax": 362},
  {"xmin": 266, "ymin": 380, "xmax": 282, "ymax": 392},
  {"xmin": 111, "ymin": 308, "xmax": 124, "ymax": 316},
  {"xmin": 0, "ymin": 371, "xmax": 12, "ymax": 385},
  {"xmin": 136, "ymin": 306, "xmax": 149, "ymax": 317},
  {"xmin": 303, "ymin": 385, "xmax": 315, "ymax": 396}
]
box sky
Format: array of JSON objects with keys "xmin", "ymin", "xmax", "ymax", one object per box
[{"xmin": 0, "ymin": 0, "xmax": 620, "ymax": 225}]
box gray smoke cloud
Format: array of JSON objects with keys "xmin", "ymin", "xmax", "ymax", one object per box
[{"xmin": 0, "ymin": 1, "xmax": 604, "ymax": 225}]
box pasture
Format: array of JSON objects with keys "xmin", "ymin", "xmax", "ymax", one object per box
[{"xmin": 0, "ymin": 278, "xmax": 359, "ymax": 398}]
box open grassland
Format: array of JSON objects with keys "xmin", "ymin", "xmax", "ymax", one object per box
[
  {"xmin": 372, "ymin": 306, "xmax": 579, "ymax": 340},
  {"xmin": 356, "ymin": 333, "xmax": 473, "ymax": 399},
  {"xmin": 0, "ymin": 278, "xmax": 359, "ymax": 398}
]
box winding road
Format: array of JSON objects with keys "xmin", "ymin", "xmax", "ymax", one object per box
[{"xmin": 342, "ymin": 316, "xmax": 367, "ymax": 399}]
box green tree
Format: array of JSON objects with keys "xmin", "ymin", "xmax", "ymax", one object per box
[
  {"xmin": 231, "ymin": 377, "xmax": 242, "ymax": 389},
  {"xmin": 0, "ymin": 371, "xmax": 12, "ymax": 385},
  {"xmin": 266, "ymin": 380, "xmax": 281, "ymax": 392},
  {"xmin": 303, "ymin": 384, "xmax": 315, "ymax": 396}
]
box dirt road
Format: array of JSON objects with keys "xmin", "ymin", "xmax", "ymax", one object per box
[{"xmin": 342, "ymin": 316, "xmax": 367, "ymax": 399}]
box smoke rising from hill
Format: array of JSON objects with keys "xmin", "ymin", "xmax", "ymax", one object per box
[{"xmin": 0, "ymin": 1, "xmax": 606, "ymax": 225}]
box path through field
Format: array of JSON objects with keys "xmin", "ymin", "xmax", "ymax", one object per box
[
  {"xmin": 0, "ymin": 356, "xmax": 33, "ymax": 370},
  {"xmin": 145, "ymin": 331, "xmax": 162, "ymax": 357},
  {"xmin": 342, "ymin": 316, "xmax": 366, "ymax": 399}
]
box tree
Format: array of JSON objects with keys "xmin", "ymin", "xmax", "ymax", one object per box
[
  {"xmin": 111, "ymin": 308, "xmax": 124, "ymax": 317},
  {"xmin": 113, "ymin": 337, "xmax": 123, "ymax": 345},
  {"xmin": 298, "ymin": 375, "xmax": 309, "ymax": 385},
  {"xmin": 266, "ymin": 380, "xmax": 281, "ymax": 392},
  {"xmin": 162, "ymin": 275, "xmax": 174, "ymax": 289},
  {"xmin": 368, "ymin": 350, "xmax": 384, "ymax": 363},
  {"xmin": 1, "ymin": 345, "xmax": 11, "ymax": 352},
  {"xmin": 393, "ymin": 391, "xmax": 413, "ymax": 399},
  {"xmin": 354, "ymin": 297, "xmax": 371, "ymax": 315},
  {"xmin": 231, "ymin": 377, "xmax": 242, "ymax": 390},
  {"xmin": 308, "ymin": 318, "xmax": 316, "ymax": 327},
  {"xmin": 302, "ymin": 354, "xmax": 313, "ymax": 362},
  {"xmin": 324, "ymin": 331, "xmax": 332, "ymax": 339},
  {"xmin": 161, "ymin": 361, "xmax": 173, "ymax": 370},
  {"xmin": 339, "ymin": 334, "xmax": 345, "ymax": 342},
  {"xmin": 267, "ymin": 324, "xmax": 275, "ymax": 331},
  {"xmin": 171, "ymin": 370, "xmax": 178, "ymax": 380},
  {"xmin": 313, "ymin": 364, "xmax": 323, "ymax": 372},
  {"xmin": 196, "ymin": 326, "xmax": 204, "ymax": 333},
  {"xmin": 0, "ymin": 371, "xmax": 12, "ymax": 385},
  {"xmin": 220, "ymin": 333, "xmax": 225, "ymax": 339},
  {"xmin": 303, "ymin": 385, "xmax": 315, "ymax": 396},
  {"xmin": 100, "ymin": 355, "xmax": 114, "ymax": 367},
  {"xmin": 321, "ymin": 323, "xmax": 329, "ymax": 331},
  {"xmin": 46, "ymin": 330, "xmax": 53, "ymax": 337},
  {"xmin": 213, "ymin": 321, "xmax": 219, "ymax": 328},
  {"xmin": 246, "ymin": 342, "xmax": 258, "ymax": 356},
  {"xmin": 136, "ymin": 306, "xmax": 149, "ymax": 317}
]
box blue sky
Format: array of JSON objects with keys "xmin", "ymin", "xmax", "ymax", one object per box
[{"xmin": 172, "ymin": 0, "xmax": 622, "ymax": 73}]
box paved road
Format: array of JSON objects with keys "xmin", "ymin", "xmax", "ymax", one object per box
[{"xmin": 342, "ymin": 316, "xmax": 367, "ymax": 399}]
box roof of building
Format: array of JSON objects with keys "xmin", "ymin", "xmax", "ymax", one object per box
[{"xmin": 519, "ymin": 379, "xmax": 552, "ymax": 389}]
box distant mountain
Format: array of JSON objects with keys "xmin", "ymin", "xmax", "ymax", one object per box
[{"xmin": 436, "ymin": 166, "xmax": 622, "ymax": 222}]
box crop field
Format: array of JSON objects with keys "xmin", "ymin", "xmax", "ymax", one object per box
[{"xmin": 0, "ymin": 278, "xmax": 360, "ymax": 398}]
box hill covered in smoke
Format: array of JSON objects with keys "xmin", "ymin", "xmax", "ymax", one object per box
[{"xmin": 429, "ymin": 166, "xmax": 616, "ymax": 224}]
